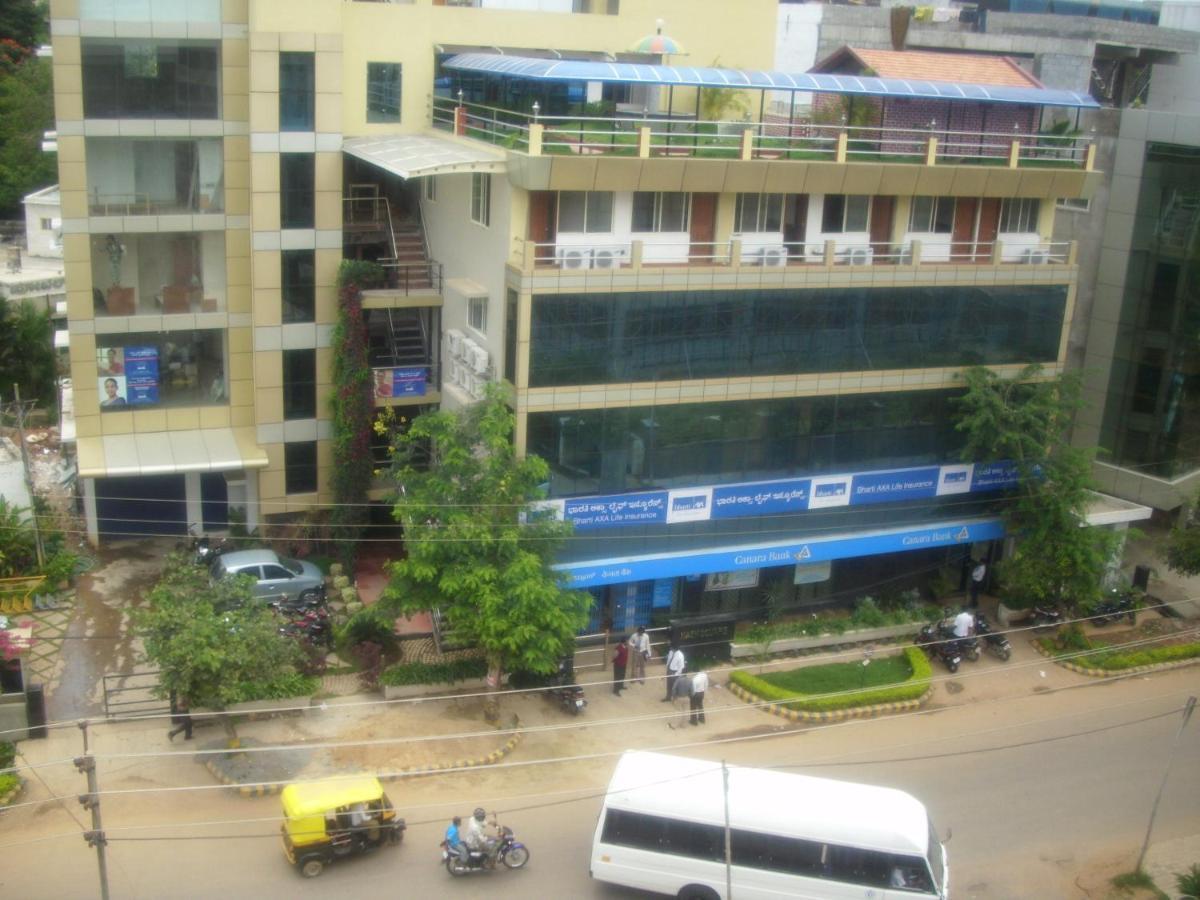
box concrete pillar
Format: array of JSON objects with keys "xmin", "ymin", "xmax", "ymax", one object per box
[
  {"xmin": 82, "ymin": 477, "xmax": 99, "ymax": 547},
  {"xmin": 184, "ymin": 471, "xmax": 203, "ymax": 532},
  {"xmin": 527, "ymin": 122, "xmax": 543, "ymax": 156},
  {"xmin": 244, "ymin": 469, "xmax": 260, "ymax": 534}
]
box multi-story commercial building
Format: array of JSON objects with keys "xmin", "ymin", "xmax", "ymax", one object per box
[{"xmin": 50, "ymin": 0, "xmax": 1119, "ymax": 624}]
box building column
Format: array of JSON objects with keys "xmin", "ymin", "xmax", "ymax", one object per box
[
  {"xmin": 82, "ymin": 477, "xmax": 98, "ymax": 546},
  {"xmin": 184, "ymin": 472, "xmax": 203, "ymax": 532},
  {"xmin": 244, "ymin": 469, "xmax": 260, "ymax": 534}
]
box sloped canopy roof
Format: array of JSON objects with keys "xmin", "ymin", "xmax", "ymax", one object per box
[
  {"xmin": 814, "ymin": 46, "xmax": 1044, "ymax": 89},
  {"xmin": 343, "ymin": 133, "xmax": 506, "ymax": 179},
  {"xmin": 442, "ymin": 53, "xmax": 1099, "ymax": 108}
]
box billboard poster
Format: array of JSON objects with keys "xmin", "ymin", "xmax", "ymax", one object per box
[
  {"xmin": 98, "ymin": 374, "xmax": 128, "ymax": 408},
  {"xmin": 710, "ymin": 478, "xmax": 810, "ymax": 519},
  {"xmin": 850, "ymin": 466, "xmax": 940, "ymax": 506},
  {"xmin": 563, "ymin": 492, "xmax": 667, "ymax": 530},
  {"xmin": 123, "ymin": 346, "xmax": 159, "ymax": 405},
  {"xmin": 374, "ymin": 367, "xmax": 428, "ymax": 399}
]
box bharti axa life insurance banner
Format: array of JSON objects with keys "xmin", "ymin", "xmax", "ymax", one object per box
[{"xmin": 535, "ymin": 461, "xmax": 1019, "ymax": 532}]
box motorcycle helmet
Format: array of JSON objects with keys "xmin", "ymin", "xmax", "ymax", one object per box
[{"xmin": 473, "ymin": 807, "xmax": 486, "ymax": 821}]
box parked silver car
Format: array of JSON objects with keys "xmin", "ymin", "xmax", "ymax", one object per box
[{"xmin": 210, "ymin": 549, "xmax": 326, "ymax": 607}]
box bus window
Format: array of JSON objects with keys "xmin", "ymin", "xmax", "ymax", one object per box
[
  {"xmin": 601, "ymin": 809, "xmax": 724, "ymax": 862},
  {"xmin": 888, "ymin": 854, "xmax": 936, "ymax": 894},
  {"xmin": 825, "ymin": 842, "xmax": 891, "ymax": 888},
  {"xmin": 731, "ymin": 830, "xmax": 824, "ymax": 877}
]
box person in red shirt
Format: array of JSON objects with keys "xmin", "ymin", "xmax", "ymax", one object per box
[{"xmin": 612, "ymin": 640, "xmax": 629, "ymax": 696}]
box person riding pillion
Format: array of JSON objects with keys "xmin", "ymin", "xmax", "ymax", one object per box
[{"xmin": 445, "ymin": 815, "xmax": 469, "ymax": 863}]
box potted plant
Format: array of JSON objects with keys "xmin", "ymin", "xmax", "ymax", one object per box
[{"xmin": 103, "ymin": 235, "xmax": 134, "ymax": 314}]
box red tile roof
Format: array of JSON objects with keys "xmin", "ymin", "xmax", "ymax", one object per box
[{"xmin": 813, "ymin": 47, "xmax": 1044, "ymax": 89}]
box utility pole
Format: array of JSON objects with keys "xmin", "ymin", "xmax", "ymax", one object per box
[
  {"xmin": 75, "ymin": 720, "xmax": 111, "ymax": 900},
  {"xmin": 8, "ymin": 384, "xmax": 45, "ymax": 567},
  {"xmin": 1136, "ymin": 695, "xmax": 1195, "ymax": 873},
  {"xmin": 722, "ymin": 759, "xmax": 733, "ymax": 900}
]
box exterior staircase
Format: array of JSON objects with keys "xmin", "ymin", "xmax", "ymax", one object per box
[
  {"xmin": 367, "ymin": 308, "xmax": 430, "ymax": 370},
  {"xmin": 388, "ymin": 219, "xmax": 435, "ymax": 292}
]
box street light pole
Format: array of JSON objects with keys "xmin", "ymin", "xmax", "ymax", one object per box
[
  {"xmin": 722, "ymin": 759, "xmax": 733, "ymax": 900},
  {"xmin": 1135, "ymin": 695, "xmax": 1195, "ymax": 873}
]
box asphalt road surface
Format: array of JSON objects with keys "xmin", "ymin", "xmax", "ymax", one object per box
[{"xmin": 2, "ymin": 668, "xmax": 1196, "ymax": 899}]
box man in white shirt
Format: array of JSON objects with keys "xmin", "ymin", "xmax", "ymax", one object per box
[
  {"xmin": 952, "ymin": 605, "xmax": 975, "ymax": 638},
  {"xmin": 627, "ymin": 626, "xmax": 650, "ymax": 684},
  {"xmin": 662, "ymin": 645, "xmax": 686, "ymax": 701},
  {"xmin": 689, "ymin": 668, "xmax": 708, "ymax": 726}
]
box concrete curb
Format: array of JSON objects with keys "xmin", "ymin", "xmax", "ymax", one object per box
[
  {"xmin": 206, "ymin": 719, "xmax": 525, "ymax": 797},
  {"xmin": 727, "ymin": 681, "xmax": 931, "ymax": 722},
  {"xmin": 1031, "ymin": 640, "xmax": 1200, "ymax": 678}
]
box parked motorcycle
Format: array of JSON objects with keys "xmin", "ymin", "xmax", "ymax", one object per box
[
  {"xmin": 916, "ymin": 620, "xmax": 964, "ymax": 673},
  {"xmin": 279, "ymin": 607, "xmax": 333, "ymax": 648},
  {"xmin": 186, "ymin": 524, "xmax": 230, "ymax": 567},
  {"xmin": 548, "ymin": 656, "xmax": 587, "ymax": 716},
  {"xmin": 441, "ymin": 820, "xmax": 530, "ymax": 876},
  {"xmin": 1091, "ymin": 589, "xmax": 1138, "ymax": 626},
  {"xmin": 973, "ymin": 612, "xmax": 1011, "ymax": 661},
  {"xmin": 1028, "ymin": 604, "xmax": 1064, "ymax": 632}
]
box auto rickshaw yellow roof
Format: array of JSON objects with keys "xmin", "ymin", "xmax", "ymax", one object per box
[{"xmin": 281, "ymin": 776, "xmax": 386, "ymax": 818}]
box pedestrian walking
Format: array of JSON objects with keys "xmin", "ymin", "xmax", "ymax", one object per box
[
  {"xmin": 612, "ymin": 640, "xmax": 628, "ymax": 695},
  {"xmin": 667, "ymin": 671, "xmax": 692, "ymax": 729},
  {"xmin": 970, "ymin": 560, "xmax": 987, "ymax": 608},
  {"xmin": 167, "ymin": 693, "xmax": 193, "ymax": 742},
  {"xmin": 628, "ymin": 626, "xmax": 650, "ymax": 684},
  {"xmin": 662, "ymin": 645, "xmax": 686, "ymax": 702},
  {"xmin": 689, "ymin": 667, "xmax": 708, "ymax": 726}
]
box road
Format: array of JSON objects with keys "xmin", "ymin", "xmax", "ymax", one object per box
[{"xmin": 1, "ymin": 668, "xmax": 1196, "ymax": 899}]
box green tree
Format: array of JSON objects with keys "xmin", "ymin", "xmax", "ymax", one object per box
[
  {"xmin": 698, "ymin": 60, "xmax": 750, "ymax": 122},
  {"xmin": 0, "ymin": 0, "xmax": 48, "ymax": 47},
  {"xmin": 380, "ymin": 383, "xmax": 590, "ymax": 720},
  {"xmin": 0, "ymin": 52, "xmax": 56, "ymax": 216},
  {"xmin": 135, "ymin": 556, "xmax": 303, "ymax": 746},
  {"xmin": 0, "ymin": 296, "xmax": 57, "ymax": 410},
  {"xmin": 1162, "ymin": 489, "xmax": 1200, "ymax": 576},
  {"xmin": 955, "ymin": 365, "xmax": 1118, "ymax": 610}
]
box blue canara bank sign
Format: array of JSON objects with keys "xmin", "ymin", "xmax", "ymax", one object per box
[
  {"xmin": 534, "ymin": 461, "xmax": 1018, "ymax": 532},
  {"xmin": 553, "ymin": 518, "xmax": 1007, "ymax": 588}
]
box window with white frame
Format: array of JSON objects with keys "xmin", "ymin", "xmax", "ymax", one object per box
[
  {"xmin": 821, "ymin": 195, "xmax": 871, "ymax": 233},
  {"xmin": 734, "ymin": 193, "xmax": 783, "ymax": 232},
  {"xmin": 908, "ymin": 196, "xmax": 954, "ymax": 233},
  {"xmin": 557, "ymin": 191, "xmax": 614, "ymax": 233},
  {"xmin": 1000, "ymin": 198, "xmax": 1040, "ymax": 232},
  {"xmin": 1057, "ymin": 197, "xmax": 1090, "ymax": 213},
  {"xmin": 40, "ymin": 217, "xmax": 53, "ymax": 230},
  {"xmin": 468, "ymin": 295, "xmax": 488, "ymax": 334},
  {"xmin": 632, "ymin": 192, "xmax": 690, "ymax": 232},
  {"xmin": 471, "ymin": 173, "xmax": 491, "ymax": 227},
  {"xmin": 424, "ymin": 176, "xmax": 436, "ymax": 202}
]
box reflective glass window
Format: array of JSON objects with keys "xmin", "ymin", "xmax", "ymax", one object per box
[{"xmin": 279, "ymin": 52, "xmax": 314, "ymax": 131}]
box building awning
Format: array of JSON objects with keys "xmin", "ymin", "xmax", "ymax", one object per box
[
  {"xmin": 443, "ymin": 53, "xmax": 1100, "ymax": 108},
  {"xmin": 1084, "ymin": 491, "xmax": 1153, "ymax": 527},
  {"xmin": 77, "ymin": 427, "xmax": 267, "ymax": 479},
  {"xmin": 343, "ymin": 133, "xmax": 507, "ymax": 180}
]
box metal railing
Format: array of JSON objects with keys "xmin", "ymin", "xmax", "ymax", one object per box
[
  {"xmin": 573, "ymin": 626, "xmax": 671, "ymax": 673},
  {"xmin": 432, "ymin": 97, "xmax": 1093, "ymax": 169},
  {"xmin": 515, "ymin": 237, "xmax": 1074, "ymax": 273},
  {"xmin": 89, "ymin": 192, "xmax": 222, "ymax": 216},
  {"xmin": 373, "ymin": 259, "xmax": 444, "ymax": 294}
]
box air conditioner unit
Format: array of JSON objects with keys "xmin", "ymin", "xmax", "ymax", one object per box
[
  {"xmin": 471, "ymin": 345, "xmax": 490, "ymax": 375},
  {"xmin": 760, "ymin": 246, "xmax": 788, "ymax": 268},
  {"xmin": 460, "ymin": 337, "xmax": 479, "ymax": 366},
  {"xmin": 447, "ymin": 329, "xmax": 464, "ymax": 359},
  {"xmin": 1023, "ymin": 248, "xmax": 1050, "ymax": 265},
  {"xmin": 592, "ymin": 247, "xmax": 628, "ymax": 269},
  {"xmin": 846, "ymin": 247, "xmax": 871, "ymax": 266},
  {"xmin": 557, "ymin": 247, "xmax": 592, "ymax": 270}
]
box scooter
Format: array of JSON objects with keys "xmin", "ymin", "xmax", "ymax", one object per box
[
  {"xmin": 1091, "ymin": 589, "xmax": 1138, "ymax": 626},
  {"xmin": 441, "ymin": 820, "xmax": 530, "ymax": 876},
  {"xmin": 187, "ymin": 524, "xmax": 230, "ymax": 567},
  {"xmin": 548, "ymin": 656, "xmax": 587, "ymax": 716},
  {"xmin": 973, "ymin": 612, "xmax": 1011, "ymax": 661},
  {"xmin": 1029, "ymin": 604, "xmax": 1064, "ymax": 632},
  {"xmin": 279, "ymin": 607, "xmax": 333, "ymax": 648},
  {"xmin": 916, "ymin": 620, "xmax": 963, "ymax": 673}
]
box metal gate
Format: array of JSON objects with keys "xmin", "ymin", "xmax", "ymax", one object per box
[{"xmin": 102, "ymin": 669, "xmax": 168, "ymax": 719}]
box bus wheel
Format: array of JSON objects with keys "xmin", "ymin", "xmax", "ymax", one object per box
[{"xmin": 677, "ymin": 886, "xmax": 719, "ymax": 900}]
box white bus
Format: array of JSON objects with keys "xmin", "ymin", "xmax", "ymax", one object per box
[{"xmin": 590, "ymin": 751, "xmax": 949, "ymax": 900}]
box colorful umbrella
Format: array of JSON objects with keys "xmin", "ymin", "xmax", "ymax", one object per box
[{"xmin": 629, "ymin": 19, "xmax": 686, "ymax": 56}]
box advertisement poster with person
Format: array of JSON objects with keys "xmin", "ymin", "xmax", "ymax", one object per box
[
  {"xmin": 373, "ymin": 367, "xmax": 427, "ymax": 399},
  {"xmin": 98, "ymin": 375, "xmax": 128, "ymax": 408},
  {"xmin": 123, "ymin": 346, "xmax": 160, "ymax": 405}
]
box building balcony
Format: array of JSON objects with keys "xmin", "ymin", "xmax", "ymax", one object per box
[
  {"xmin": 511, "ymin": 236, "xmax": 1076, "ymax": 283},
  {"xmin": 432, "ymin": 98, "xmax": 1097, "ymax": 173},
  {"xmin": 86, "ymin": 138, "xmax": 224, "ymax": 216},
  {"xmin": 89, "ymin": 232, "xmax": 226, "ymax": 318}
]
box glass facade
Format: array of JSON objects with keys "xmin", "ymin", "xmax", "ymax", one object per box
[
  {"xmin": 529, "ymin": 285, "xmax": 1067, "ymax": 387},
  {"xmin": 81, "ymin": 40, "xmax": 220, "ymax": 119},
  {"xmin": 1101, "ymin": 142, "xmax": 1200, "ymax": 477},
  {"xmin": 95, "ymin": 330, "xmax": 226, "ymax": 410},
  {"xmin": 280, "ymin": 154, "xmax": 314, "ymax": 229},
  {"xmin": 366, "ymin": 62, "xmax": 402, "ymax": 123},
  {"xmin": 279, "ymin": 52, "xmax": 314, "ymax": 131},
  {"xmin": 281, "ymin": 250, "xmax": 315, "ymax": 323},
  {"xmin": 528, "ymin": 389, "xmax": 965, "ymax": 497}
]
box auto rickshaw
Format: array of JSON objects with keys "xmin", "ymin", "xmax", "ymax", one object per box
[{"xmin": 280, "ymin": 776, "xmax": 405, "ymax": 877}]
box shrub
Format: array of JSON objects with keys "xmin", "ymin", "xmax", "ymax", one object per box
[
  {"xmin": 851, "ymin": 597, "xmax": 886, "ymax": 628},
  {"xmin": 0, "ymin": 772, "xmax": 20, "ymax": 799},
  {"xmin": 0, "ymin": 741, "xmax": 14, "ymax": 770},
  {"xmin": 1176, "ymin": 864, "xmax": 1200, "ymax": 898},
  {"xmin": 355, "ymin": 641, "xmax": 384, "ymax": 691},
  {"xmin": 1039, "ymin": 635, "xmax": 1200, "ymax": 671},
  {"xmin": 742, "ymin": 603, "xmax": 935, "ymax": 647},
  {"xmin": 731, "ymin": 647, "xmax": 932, "ymax": 712},
  {"xmin": 226, "ymin": 672, "xmax": 318, "ymax": 704},
  {"xmin": 1054, "ymin": 623, "xmax": 1090, "ymax": 652},
  {"xmin": 341, "ymin": 609, "xmax": 398, "ymax": 655},
  {"xmin": 380, "ymin": 657, "xmax": 489, "ymax": 687}
]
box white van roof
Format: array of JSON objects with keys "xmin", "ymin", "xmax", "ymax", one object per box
[{"xmin": 604, "ymin": 751, "xmax": 930, "ymax": 856}]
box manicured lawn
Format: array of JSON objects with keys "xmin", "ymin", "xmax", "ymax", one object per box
[{"xmin": 758, "ymin": 654, "xmax": 912, "ymax": 694}]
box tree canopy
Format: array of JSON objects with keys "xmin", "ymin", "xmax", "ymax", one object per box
[
  {"xmin": 0, "ymin": 25, "xmax": 55, "ymax": 217},
  {"xmin": 0, "ymin": 296, "xmax": 57, "ymax": 410},
  {"xmin": 380, "ymin": 384, "xmax": 590, "ymax": 714},
  {"xmin": 955, "ymin": 365, "xmax": 1118, "ymax": 610},
  {"xmin": 135, "ymin": 556, "xmax": 304, "ymax": 743},
  {"xmin": 1162, "ymin": 489, "xmax": 1200, "ymax": 577}
]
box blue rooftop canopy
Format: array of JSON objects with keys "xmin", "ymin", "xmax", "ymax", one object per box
[{"xmin": 443, "ymin": 53, "xmax": 1100, "ymax": 109}]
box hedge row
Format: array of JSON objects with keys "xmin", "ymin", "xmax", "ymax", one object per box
[
  {"xmin": 0, "ymin": 773, "xmax": 19, "ymax": 798},
  {"xmin": 730, "ymin": 647, "xmax": 932, "ymax": 712},
  {"xmin": 226, "ymin": 672, "xmax": 320, "ymax": 704},
  {"xmin": 379, "ymin": 657, "xmax": 488, "ymax": 687},
  {"xmin": 1043, "ymin": 639, "xmax": 1200, "ymax": 671}
]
